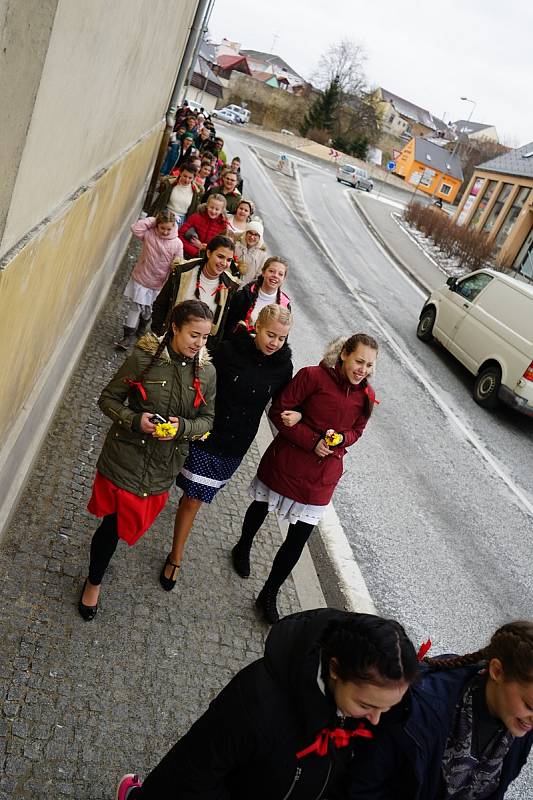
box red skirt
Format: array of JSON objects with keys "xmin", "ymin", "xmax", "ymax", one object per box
[{"xmin": 87, "ymin": 471, "xmax": 169, "ymax": 546}]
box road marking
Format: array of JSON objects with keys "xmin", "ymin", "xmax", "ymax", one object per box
[{"xmin": 249, "ymin": 145, "xmax": 533, "ymax": 522}]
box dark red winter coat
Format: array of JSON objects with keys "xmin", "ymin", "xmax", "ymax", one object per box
[
  {"xmin": 257, "ymin": 339, "xmax": 376, "ymax": 505},
  {"xmin": 178, "ymin": 210, "xmax": 227, "ymax": 258}
]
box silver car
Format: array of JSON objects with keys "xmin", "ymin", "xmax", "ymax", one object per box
[
  {"xmin": 336, "ymin": 164, "xmax": 373, "ymax": 191},
  {"xmin": 212, "ymin": 108, "xmax": 239, "ymax": 124}
]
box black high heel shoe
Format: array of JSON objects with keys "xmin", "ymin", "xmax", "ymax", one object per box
[
  {"xmin": 78, "ymin": 579, "xmax": 99, "ymax": 621},
  {"xmin": 159, "ymin": 554, "xmax": 180, "ymax": 591}
]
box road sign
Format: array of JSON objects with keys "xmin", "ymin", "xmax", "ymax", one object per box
[
  {"xmin": 392, "ymin": 148, "xmax": 402, "ymax": 159},
  {"xmin": 387, "ymin": 160, "xmax": 396, "ymax": 171}
]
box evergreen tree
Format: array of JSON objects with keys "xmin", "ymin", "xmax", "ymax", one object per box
[{"xmin": 300, "ymin": 77, "xmax": 341, "ymax": 137}]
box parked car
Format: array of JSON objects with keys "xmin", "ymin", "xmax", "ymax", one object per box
[
  {"xmin": 226, "ymin": 104, "xmax": 251, "ymax": 124},
  {"xmin": 336, "ymin": 164, "xmax": 373, "ymax": 191},
  {"xmin": 186, "ymin": 100, "xmax": 205, "ymax": 113},
  {"xmin": 211, "ymin": 108, "xmax": 240, "ymax": 124},
  {"xmin": 417, "ymin": 268, "xmax": 533, "ymax": 413}
]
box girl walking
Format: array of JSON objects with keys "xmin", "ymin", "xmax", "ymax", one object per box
[
  {"xmin": 151, "ymin": 234, "xmax": 238, "ymax": 351},
  {"xmin": 116, "ymin": 608, "xmax": 418, "ymax": 799},
  {"xmin": 226, "ymin": 198, "xmax": 255, "ymax": 239},
  {"xmin": 178, "ymin": 195, "xmax": 227, "ymax": 260},
  {"xmin": 224, "ymin": 257, "xmax": 290, "ymax": 338},
  {"xmin": 159, "ymin": 304, "xmax": 293, "ymax": 590},
  {"xmin": 350, "ymin": 620, "xmax": 533, "ymax": 798},
  {"xmin": 78, "ymin": 300, "xmax": 216, "ymax": 620},
  {"xmin": 232, "ymin": 333, "xmax": 378, "ymax": 624},
  {"xmin": 233, "ymin": 220, "xmax": 268, "ymax": 284},
  {"xmin": 117, "ymin": 211, "xmax": 183, "ymax": 351}
]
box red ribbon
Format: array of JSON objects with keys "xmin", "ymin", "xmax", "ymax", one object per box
[
  {"xmin": 417, "ymin": 639, "xmax": 432, "ymax": 661},
  {"xmin": 296, "ymin": 723, "xmax": 373, "ymax": 759},
  {"xmin": 124, "ymin": 378, "xmax": 147, "ymax": 401},
  {"xmin": 364, "ymin": 385, "xmax": 380, "ymax": 404},
  {"xmin": 193, "ymin": 377, "xmax": 207, "ymax": 408}
]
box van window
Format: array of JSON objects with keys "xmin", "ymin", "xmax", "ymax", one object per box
[{"xmin": 455, "ymin": 273, "xmax": 493, "ymax": 302}]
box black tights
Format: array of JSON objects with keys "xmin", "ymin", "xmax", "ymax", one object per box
[
  {"xmin": 88, "ymin": 514, "xmax": 120, "ymax": 585},
  {"xmin": 238, "ymin": 500, "xmax": 315, "ymax": 591}
]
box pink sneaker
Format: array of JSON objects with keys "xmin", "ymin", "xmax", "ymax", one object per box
[{"xmin": 116, "ymin": 773, "xmax": 143, "ymax": 799}]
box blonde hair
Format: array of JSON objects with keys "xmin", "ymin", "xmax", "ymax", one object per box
[
  {"xmin": 203, "ymin": 194, "xmax": 227, "ymax": 212},
  {"xmin": 255, "ymin": 303, "xmax": 293, "ymax": 329}
]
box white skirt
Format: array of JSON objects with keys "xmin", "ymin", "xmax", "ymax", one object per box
[
  {"xmin": 249, "ymin": 477, "xmax": 327, "ymax": 526},
  {"xmin": 124, "ymin": 278, "xmax": 160, "ymax": 307}
]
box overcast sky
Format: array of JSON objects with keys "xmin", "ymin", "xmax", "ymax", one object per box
[{"xmin": 208, "ymin": 0, "xmax": 532, "ymax": 147}]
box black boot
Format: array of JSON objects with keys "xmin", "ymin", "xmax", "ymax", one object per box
[
  {"xmin": 115, "ymin": 326, "xmax": 136, "ymax": 351},
  {"xmin": 137, "ymin": 315, "xmax": 152, "ymax": 336},
  {"xmin": 255, "ymin": 584, "xmax": 280, "ymax": 625},
  {"xmin": 231, "ymin": 542, "xmax": 251, "ymax": 578}
]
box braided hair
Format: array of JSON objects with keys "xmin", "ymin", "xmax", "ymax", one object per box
[
  {"xmin": 243, "ymin": 256, "xmax": 289, "ymax": 332},
  {"xmin": 425, "ymin": 621, "xmax": 533, "ymax": 681},
  {"xmin": 320, "ymin": 614, "xmax": 419, "ymax": 687},
  {"xmin": 134, "ymin": 300, "xmax": 213, "ymax": 394},
  {"xmin": 194, "ymin": 234, "xmax": 234, "ymax": 327}
]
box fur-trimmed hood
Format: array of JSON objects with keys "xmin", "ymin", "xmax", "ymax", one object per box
[
  {"xmin": 136, "ymin": 332, "xmax": 211, "ymax": 368},
  {"xmin": 321, "ymin": 336, "xmax": 375, "ymax": 378}
]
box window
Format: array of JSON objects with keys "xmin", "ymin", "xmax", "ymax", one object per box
[
  {"xmin": 482, "ymin": 183, "xmax": 513, "ymax": 233},
  {"xmin": 440, "ymin": 183, "xmax": 452, "ymax": 196},
  {"xmin": 388, "ymin": 113, "xmax": 395, "ymax": 123},
  {"xmin": 494, "ymin": 186, "xmax": 531, "ymax": 253},
  {"xmin": 455, "ymin": 272, "xmax": 493, "ymax": 301},
  {"xmin": 470, "ymin": 180, "xmax": 497, "ymax": 227}
]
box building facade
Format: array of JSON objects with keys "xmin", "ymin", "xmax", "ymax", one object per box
[
  {"xmin": 0, "ymin": 0, "xmax": 201, "ymax": 532},
  {"xmin": 454, "ymin": 142, "xmax": 533, "ymax": 276},
  {"xmin": 394, "ymin": 138, "xmax": 463, "ymax": 202}
]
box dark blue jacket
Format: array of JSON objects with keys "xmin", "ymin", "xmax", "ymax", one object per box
[{"xmin": 349, "ymin": 663, "xmax": 532, "ymax": 799}]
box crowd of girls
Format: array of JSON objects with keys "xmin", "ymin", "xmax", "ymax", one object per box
[{"xmin": 75, "ymin": 103, "xmax": 531, "ymax": 798}]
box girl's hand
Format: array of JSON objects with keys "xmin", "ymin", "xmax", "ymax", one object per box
[
  {"xmin": 154, "ymin": 416, "xmax": 180, "ymax": 441},
  {"xmin": 281, "ymin": 410, "xmax": 302, "ymax": 427},
  {"xmin": 140, "ymin": 412, "xmax": 157, "ymax": 434},
  {"xmin": 314, "ymin": 439, "xmax": 332, "ymax": 458},
  {"xmin": 191, "ymin": 237, "xmax": 202, "ymax": 249}
]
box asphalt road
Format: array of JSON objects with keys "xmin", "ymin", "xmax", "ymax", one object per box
[{"xmin": 221, "ymin": 124, "xmax": 532, "ymax": 797}]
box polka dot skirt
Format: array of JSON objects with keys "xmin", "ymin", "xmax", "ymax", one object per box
[{"xmin": 176, "ymin": 442, "xmax": 242, "ymax": 503}]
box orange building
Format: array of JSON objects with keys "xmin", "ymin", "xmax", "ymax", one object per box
[{"xmin": 394, "ymin": 138, "xmax": 463, "ymax": 202}]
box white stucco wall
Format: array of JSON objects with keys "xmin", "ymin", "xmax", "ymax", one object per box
[{"xmin": 2, "ymin": 0, "xmax": 198, "ymax": 254}]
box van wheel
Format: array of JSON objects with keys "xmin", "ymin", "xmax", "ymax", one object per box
[
  {"xmin": 416, "ymin": 307, "xmax": 435, "ymax": 342},
  {"xmin": 473, "ymin": 366, "xmax": 501, "ymax": 409},
  {"xmin": 336, "ymin": 178, "xmax": 341, "ymax": 183}
]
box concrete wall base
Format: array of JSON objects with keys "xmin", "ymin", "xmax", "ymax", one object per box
[{"xmin": 0, "ymin": 209, "xmax": 139, "ymax": 538}]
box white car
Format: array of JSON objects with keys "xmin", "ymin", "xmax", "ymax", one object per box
[
  {"xmin": 417, "ymin": 269, "xmax": 533, "ymax": 413},
  {"xmin": 212, "ymin": 108, "xmax": 240, "ymax": 124}
]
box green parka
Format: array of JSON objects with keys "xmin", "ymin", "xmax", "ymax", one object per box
[{"xmin": 96, "ymin": 334, "xmax": 216, "ymax": 497}]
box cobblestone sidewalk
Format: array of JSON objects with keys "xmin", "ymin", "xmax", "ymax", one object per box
[{"xmin": 0, "ymin": 237, "xmax": 302, "ymax": 799}]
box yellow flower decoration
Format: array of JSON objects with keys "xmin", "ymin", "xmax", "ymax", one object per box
[
  {"xmin": 154, "ymin": 422, "xmax": 177, "ymax": 439},
  {"xmin": 324, "ymin": 430, "xmax": 343, "ymax": 447}
]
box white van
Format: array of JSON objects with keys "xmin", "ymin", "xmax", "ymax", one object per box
[
  {"xmin": 417, "ymin": 269, "xmax": 533, "ymax": 414},
  {"xmin": 226, "ymin": 104, "xmax": 251, "ymax": 124}
]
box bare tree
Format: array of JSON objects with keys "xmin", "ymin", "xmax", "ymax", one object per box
[{"xmin": 312, "ymin": 40, "xmax": 368, "ymax": 100}]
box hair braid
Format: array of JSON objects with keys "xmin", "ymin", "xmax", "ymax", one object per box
[
  {"xmin": 424, "ymin": 648, "xmax": 488, "ymax": 670},
  {"xmin": 136, "ymin": 330, "xmax": 172, "ymax": 385},
  {"xmin": 424, "ymin": 620, "xmax": 533, "ymax": 682}
]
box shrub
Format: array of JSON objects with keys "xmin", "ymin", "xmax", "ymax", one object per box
[{"xmin": 403, "ymin": 202, "xmax": 494, "ymax": 269}]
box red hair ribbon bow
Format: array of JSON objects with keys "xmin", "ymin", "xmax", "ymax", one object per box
[
  {"xmin": 296, "ymin": 723, "xmax": 373, "ymax": 760},
  {"xmin": 124, "ymin": 378, "xmax": 147, "ymax": 401},
  {"xmin": 417, "ymin": 639, "xmax": 432, "ymax": 661},
  {"xmin": 193, "ymin": 377, "xmax": 207, "ymax": 408},
  {"xmin": 363, "ymin": 385, "xmax": 380, "ymax": 405}
]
